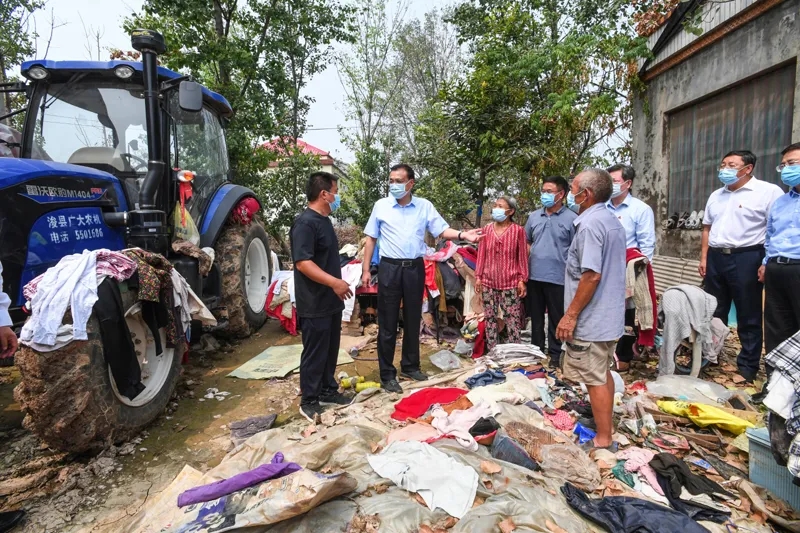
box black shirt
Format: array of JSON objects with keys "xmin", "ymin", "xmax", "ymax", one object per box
[{"xmin": 290, "ymin": 208, "xmax": 344, "ymax": 318}]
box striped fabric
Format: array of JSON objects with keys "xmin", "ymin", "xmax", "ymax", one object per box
[{"xmin": 475, "ymin": 223, "xmax": 529, "ymax": 290}]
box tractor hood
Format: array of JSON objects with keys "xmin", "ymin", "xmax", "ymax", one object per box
[{"xmin": 0, "ymin": 158, "xmax": 119, "ymax": 187}]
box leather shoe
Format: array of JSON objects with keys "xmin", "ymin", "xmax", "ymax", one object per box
[
  {"xmin": 0, "ymin": 510, "xmax": 24, "ymax": 532},
  {"xmin": 400, "ymin": 370, "xmax": 428, "ymax": 381},
  {"xmin": 381, "ymin": 379, "xmax": 403, "ymax": 394}
]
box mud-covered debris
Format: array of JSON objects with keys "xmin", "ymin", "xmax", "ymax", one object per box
[
  {"xmin": 197, "ymin": 334, "xmax": 221, "ymax": 354},
  {"xmin": 348, "ymin": 512, "xmax": 381, "ymax": 533},
  {"xmin": 0, "ymin": 467, "xmax": 58, "ymax": 496}
]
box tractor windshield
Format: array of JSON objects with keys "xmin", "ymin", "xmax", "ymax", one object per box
[{"xmin": 31, "ymin": 81, "xmax": 150, "ymax": 174}]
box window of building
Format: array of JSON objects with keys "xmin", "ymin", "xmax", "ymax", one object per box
[{"xmin": 667, "ymin": 63, "xmax": 795, "ymax": 214}]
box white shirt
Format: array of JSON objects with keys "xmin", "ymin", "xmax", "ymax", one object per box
[
  {"xmin": 0, "ymin": 262, "xmax": 12, "ymax": 327},
  {"xmin": 703, "ymin": 177, "xmax": 784, "ymax": 248},
  {"xmin": 605, "ymin": 194, "xmax": 656, "ymax": 260}
]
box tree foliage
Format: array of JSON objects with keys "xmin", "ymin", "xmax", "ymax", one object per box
[{"xmin": 0, "ymin": 0, "xmax": 43, "ymax": 125}]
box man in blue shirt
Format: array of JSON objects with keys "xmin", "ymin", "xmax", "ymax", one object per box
[
  {"xmin": 557, "ymin": 168, "xmax": 626, "ymax": 451},
  {"xmin": 524, "ymin": 176, "xmax": 577, "ymax": 368},
  {"xmin": 361, "ymin": 164, "xmax": 482, "ymax": 393},
  {"xmin": 760, "ymin": 142, "xmax": 800, "ymax": 355}
]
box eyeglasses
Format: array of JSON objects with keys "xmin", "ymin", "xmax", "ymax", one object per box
[{"xmin": 777, "ymin": 160, "xmax": 800, "ymax": 172}]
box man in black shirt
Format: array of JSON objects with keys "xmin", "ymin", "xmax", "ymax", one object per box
[{"xmin": 291, "ymin": 172, "xmax": 353, "ymax": 421}]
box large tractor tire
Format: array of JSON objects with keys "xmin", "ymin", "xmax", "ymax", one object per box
[
  {"xmin": 215, "ymin": 219, "xmax": 272, "ymax": 338},
  {"xmin": 14, "ymin": 285, "xmax": 183, "ymax": 453}
]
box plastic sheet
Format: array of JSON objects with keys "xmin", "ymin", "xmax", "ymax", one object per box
[
  {"xmin": 646, "ymin": 375, "xmax": 734, "ymax": 405},
  {"xmin": 657, "ymin": 400, "xmax": 755, "ymax": 435},
  {"xmin": 429, "ymin": 350, "xmax": 463, "ymax": 371},
  {"xmin": 540, "ymin": 445, "xmax": 601, "ymax": 491},
  {"xmin": 454, "ymin": 339, "xmax": 474, "ymax": 355}
]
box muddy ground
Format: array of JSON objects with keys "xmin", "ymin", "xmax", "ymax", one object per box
[{"xmin": 0, "ymin": 321, "xmax": 445, "ymax": 533}]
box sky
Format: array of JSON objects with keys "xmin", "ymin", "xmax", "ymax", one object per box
[{"xmin": 27, "ymin": 0, "xmax": 455, "ymax": 164}]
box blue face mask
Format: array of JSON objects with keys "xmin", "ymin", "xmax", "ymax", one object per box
[
  {"xmin": 491, "ymin": 208, "xmax": 508, "ymax": 222},
  {"xmin": 389, "ymin": 182, "xmax": 409, "ymax": 200},
  {"xmin": 781, "ymin": 165, "xmax": 800, "ymax": 188},
  {"xmin": 541, "ymin": 192, "xmax": 557, "ymax": 208},
  {"xmin": 718, "ymin": 168, "xmax": 741, "ymax": 186},
  {"xmin": 567, "ymin": 190, "xmax": 584, "ymax": 213},
  {"xmin": 328, "ymin": 193, "xmax": 341, "ymax": 213}
]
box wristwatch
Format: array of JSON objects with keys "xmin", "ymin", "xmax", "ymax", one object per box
[{"xmin": 458, "ymin": 231, "xmax": 463, "ymax": 240}]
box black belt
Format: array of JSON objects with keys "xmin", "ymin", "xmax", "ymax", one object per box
[
  {"xmin": 768, "ymin": 256, "xmax": 800, "ymax": 265},
  {"xmin": 710, "ymin": 245, "xmax": 764, "ymax": 255},
  {"xmin": 382, "ymin": 257, "xmax": 423, "ymax": 267}
]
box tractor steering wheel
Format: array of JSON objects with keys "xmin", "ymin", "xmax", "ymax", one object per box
[{"xmin": 120, "ymin": 153, "xmax": 148, "ymax": 172}]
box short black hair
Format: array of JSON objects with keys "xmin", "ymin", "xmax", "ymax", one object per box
[
  {"xmin": 723, "ymin": 150, "xmax": 757, "ymax": 170},
  {"xmin": 390, "ymin": 163, "xmax": 415, "ymax": 181},
  {"xmin": 782, "ymin": 143, "xmax": 800, "ymax": 156},
  {"xmin": 306, "ymin": 171, "xmax": 338, "ymax": 201},
  {"xmin": 606, "ymin": 164, "xmax": 636, "ymax": 183},
  {"xmin": 542, "ymin": 175, "xmax": 569, "ymax": 193}
]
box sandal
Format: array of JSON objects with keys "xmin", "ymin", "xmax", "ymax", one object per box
[
  {"xmin": 676, "ymin": 211, "xmax": 690, "ymax": 229},
  {"xmin": 686, "ymin": 210, "xmax": 698, "ymax": 229},
  {"xmin": 663, "ymin": 212, "xmax": 679, "ymax": 230}
]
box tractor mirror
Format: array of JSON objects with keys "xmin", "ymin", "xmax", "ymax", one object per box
[{"xmin": 178, "ymin": 81, "xmax": 203, "ymax": 113}]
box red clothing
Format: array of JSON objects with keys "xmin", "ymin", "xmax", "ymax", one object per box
[
  {"xmin": 626, "ymin": 248, "xmax": 657, "ymax": 347},
  {"xmin": 390, "ymin": 387, "xmax": 468, "ymax": 421},
  {"xmin": 265, "ymin": 281, "xmax": 298, "ymax": 336},
  {"xmin": 475, "ymin": 223, "xmax": 529, "ymax": 290}
]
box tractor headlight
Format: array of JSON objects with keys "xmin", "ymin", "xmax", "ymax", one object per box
[
  {"xmin": 115, "ymin": 65, "xmax": 135, "ymax": 80},
  {"xmin": 26, "ymin": 66, "xmax": 49, "ymax": 80}
]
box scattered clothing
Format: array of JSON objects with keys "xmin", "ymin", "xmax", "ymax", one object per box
[
  {"xmin": 390, "ymin": 387, "xmax": 467, "ymax": 421},
  {"xmin": 615, "ymin": 447, "xmax": 663, "ymax": 496},
  {"xmin": 170, "ymin": 269, "xmax": 217, "ymax": 336},
  {"xmin": 540, "ymin": 444, "xmax": 602, "ymax": 491},
  {"xmin": 657, "ymin": 400, "xmax": 754, "ymax": 435},
  {"xmin": 648, "ymin": 453, "xmax": 732, "ymax": 500},
  {"xmin": 465, "ymin": 369, "xmax": 506, "ymax": 389},
  {"xmin": 124, "ymin": 249, "xmax": 179, "ymax": 346},
  {"xmin": 172, "ymin": 238, "xmax": 213, "ymax": 277},
  {"xmin": 561, "ymin": 482, "xmax": 711, "ymax": 533},
  {"xmin": 265, "ymin": 283, "xmax": 298, "ymax": 336},
  {"xmin": 340, "ymin": 262, "xmax": 362, "ymax": 322},
  {"xmin": 177, "ymin": 452, "xmax": 301, "ymax": 507},
  {"xmin": 466, "ymin": 371, "xmax": 540, "ymax": 405},
  {"xmin": 367, "ymin": 440, "xmax": 478, "ymax": 519},
  {"xmin": 469, "ymin": 417, "xmax": 501, "ymax": 437},
  {"xmin": 544, "ymin": 409, "xmax": 575, "ymax": 431},
  {"xmin": 456, "ymin": 246, "xmax": 477, "ymax": 270},
  {"xmin": 387, "ymin": 423, "xmax": 441, "ymax": 444},
  {"xmin": 491, "ymin": 430, "xmax": 539, "ymax": 471},
  {"xmin": 625, "ymin": 248, "xmax": 656, "ymax": 346},
  {"xmin": 229, "ymin": 414, "xmax": 277, "ymax": 444},
  {"xmin": 424, "ymin": 240, "xmax": 458, "ymax": 262},
  {"xmin": 765, "ymin": 330, "xmax": 800, "ymax": 436},
  {"xmin": 339, "ymin": 243, "xmax": 358, "ymax": 258},
  {"xmin": 764, "ymin": 371, "xmax": 796, "ymax": 421},
  {"xmin": 430, "ymin": 402, "xmax": 498, "ymax": 451},
  {"xmin": 659, "ymin": 285, "xmax": 717, "ymax": 376}
]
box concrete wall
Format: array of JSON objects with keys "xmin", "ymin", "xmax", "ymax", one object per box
[{"xmin": 631, "ymin": 0, "xmax": 800, "ymax": 259}]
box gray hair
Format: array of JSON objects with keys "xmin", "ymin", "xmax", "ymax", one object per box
[
  {"xmin": 577, "ymin": 168, "xmax": 613, "ymax": 203},
  {"xmin": 496, "ymin": 195, "xmax": 518, "ymax": 221}
]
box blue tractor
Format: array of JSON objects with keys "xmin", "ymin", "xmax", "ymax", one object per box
[{"xmin": 0, "ymin": 30, "xmax": 272, "ymax": 452}]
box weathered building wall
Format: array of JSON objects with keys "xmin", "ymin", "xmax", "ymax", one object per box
[{"xmin": 631, "ymin": 0, "xmax": 800, "ymax": 259}]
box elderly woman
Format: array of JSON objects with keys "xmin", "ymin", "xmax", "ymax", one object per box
[{"xmin": 475, "ymin": 196, "xmax": 529, "ymax": 350}]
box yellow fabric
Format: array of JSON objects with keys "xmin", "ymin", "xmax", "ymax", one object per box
[{"xmin": 657, "ymin": 400, "xmax": 754, "ymax": 435}]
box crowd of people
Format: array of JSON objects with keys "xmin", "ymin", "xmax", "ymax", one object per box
[{"xmin": 290, "ymin": 142, "xmax": 800, "ymax": 452}]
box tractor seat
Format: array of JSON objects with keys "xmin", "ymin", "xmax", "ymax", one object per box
[{"xmin": 68, "ymin": 147, "xmax": 127, "ymax": 173}]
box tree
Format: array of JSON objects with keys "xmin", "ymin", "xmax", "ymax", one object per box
[
  {"xmin": 0, "ymin": 0, "xmax": 43, "ymax": 125},
  {"xmin": 124, "ymin": 0, "xmax": 355, "ymax": 246}
]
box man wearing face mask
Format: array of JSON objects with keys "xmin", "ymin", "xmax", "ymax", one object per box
[
  {"xmin": 362, "ymin": 164, "xmax": 482, "ymax": 393},
  {"xmin": 524, "ymin": 176, "xmax": 576, "ymax": 368},
  {"xmin": 760, "ymin": 143, "xmax": 800, "ymax": 356},
  {"xmin": 700, "ymin": 150, "xmax": 783, "ymax": 382},
  {"xmin": 605, "ymin": 164, "xmax": 655, "ymax": 260},
  {"xmin": 291, "ymin": 172, "xmax": 354, "ymax": 422}
]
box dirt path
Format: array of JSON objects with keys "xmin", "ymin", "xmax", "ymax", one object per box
[{"xmin": 0, "ymin": 321, "xmax": 443, "ymax": 533}]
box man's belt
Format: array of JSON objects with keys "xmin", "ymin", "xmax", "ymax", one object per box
[
  {"xmin": 382, "ymin": 257, "xmax": 423, "ymax": 267},
  {"xmin": 768, "ymin": 256, "xmax": 800, "ymax": 265},
  {"xmin": 710, "ymin": 245, "xmax": 764, "ymax": 255}
]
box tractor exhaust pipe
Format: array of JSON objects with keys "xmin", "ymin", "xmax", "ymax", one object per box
[{"xmin": 131, "ymin": 29, "xmax": 167, "ymax": 210}]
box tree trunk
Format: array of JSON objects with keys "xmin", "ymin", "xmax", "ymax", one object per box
[
  {"xmin": 0, "ymin": 53, "xmax": 9, "ymax": 126},
  {"xmin": 476, "ymin": 167, "xmax": 487, "ymax": 227}
]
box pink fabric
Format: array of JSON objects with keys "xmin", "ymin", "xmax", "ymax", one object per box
[
  {"xmin": 430, "ymin": 402, "xmax": 496, "ymax": 451},
  {"xmin": 424, "ymin": 241, "xmax": 458, "ymax": 262},
  {"xmin": 616, "ymin": 447, "xmax": 664, "ymax": 496},
  {"xmin": 387, "ymin": 423, "xmax": 440, "ymax": 444},
  {"xmin": 544, "ymin": 410, "xmax": 575, "ymax": 431},
  {"xmin": 23, "ymin": 250, "xmax": 137, "ymax": 301}
]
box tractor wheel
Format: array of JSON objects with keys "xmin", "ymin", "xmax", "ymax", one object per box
[
  {"xmin": 215, "ymin": 219, "xmax": 271, "ymax": 338},
  {"xmin": 14, "ymin": 286, "xmax": 183, "ymax": 453}
]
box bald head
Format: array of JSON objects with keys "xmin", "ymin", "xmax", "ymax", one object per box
[{"xmin": 574, "ymin": 168, "xmax": 613, "ymax": 207}]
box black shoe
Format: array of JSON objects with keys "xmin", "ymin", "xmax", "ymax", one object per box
[
  {"xmin": 299, "ymin": 403, "xmax": 324, "ymax": 423},
  {"xmin": 400, "ymin": 370, "xmax": 429, "ymax": 381},
  {"xmin": 319, "ymin": 391, "xmax": 351, "ymax": 406},
  {"xmin": 0, "ymin": 510, "xmax": 24, "ymax": 532},
  {"xmin": 548, "ymin": 357, "xmax": 560, "ymax": 370},
  {"xmin": 381, "ymin": 379, "xmax": 403, "ymax": 393}
]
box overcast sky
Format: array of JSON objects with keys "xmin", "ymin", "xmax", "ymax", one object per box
[{"xmin": 28, "ymin": 0, "xmax": 454, "ymax": 163}]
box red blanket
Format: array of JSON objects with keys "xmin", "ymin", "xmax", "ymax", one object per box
[
  {"xmin": 265, "ymin": 281, "xmax": 298, "ymax": 336},
  {"xmin": 390, "ymin": 387, "xmax": 468, "ymax": 421},
  {"xmin": 626, "ymin": 248, "xmax": 656, "ymax": 347}
]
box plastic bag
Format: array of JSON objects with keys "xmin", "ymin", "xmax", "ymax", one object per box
[
  {"xmin": 540, "ymin": 444, "xmax": 601, "ymax": 491},
  {"xmin": 657, "ymin": 400, "xmax": 755, "ymax": 435},
  {"xmin": 646, "ymin": 375, "xmax": 734, "ymax": 405},
  {"xmin": 173, "ymin": 202, "xmax": 200, "ymax": 245},
  {"xmin": 454, "ymin": 339, "xmax": 474, "ymax": 356},
  {"xmin": 429, "ymin": 350, "xmax": 462, "ymax": 371}
]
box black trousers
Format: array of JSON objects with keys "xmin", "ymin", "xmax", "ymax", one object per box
[
  {"xmin": 377, "ymin": 258, "xmax": 424, "ymax": 382},
  {"xmin": 527, "ymin": 280, "xmax": 565, "ymax": 361},
  {"xmin": 299, "ymin": 311, "xmax": 342, "ymax": 406},
  {"xmin": 704, "ymin": 248, "xmax": 764, "ymax": 378},
  {"xmin": 765, "ymin": 262, "xmax": 800, "ymax": 355},
  {"xmin": 616, "ymin": 309, "xmax": 637, "ymax": 363}
]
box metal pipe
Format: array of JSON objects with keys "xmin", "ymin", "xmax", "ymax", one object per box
[{"xmin": 138, "ymin": 45, "xmax": 164, "ymax": 210}]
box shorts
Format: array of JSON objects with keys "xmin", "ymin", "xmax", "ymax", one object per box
[{"xmin": 561, "ymin": 338, "xmax": 618, "ymax": 386}]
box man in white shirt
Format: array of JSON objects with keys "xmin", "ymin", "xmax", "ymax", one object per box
[
  {"xmin": 606, "ymin": 164, "xmax": 656, "ymax": 372},
  {"xmin": 0, "ymin": 261, "xmax": 18, "ymax": 362},
  {"xmin": 700, "ymin": 150, "xmax": 784, "ymax": 382}
]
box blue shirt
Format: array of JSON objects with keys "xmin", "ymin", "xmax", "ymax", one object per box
[
  {"xmin": 605, "ymin": 194, "xmax": 656, "ymax": 260},
  {"xmin": 764, "ymin": 189, "xmax": 800, "ymax": 265},
  {"xmin": 364, "ymin": 195, "xmax": 449, "ymax": 259},
  {"xmin": 565, "ymin": 204, "xmax": 627, "ymax": 342},
  {"xmin": 524, "ymin": 206, "xmax": 577, "ymax": 285}
]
